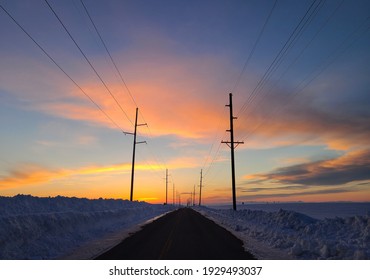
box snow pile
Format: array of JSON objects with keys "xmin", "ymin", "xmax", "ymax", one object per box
[
  {"xmin": 214, "ymin": 202, "xmax": 370, "ymax": 220},
  {"xmin": 197, "ymin": 207, "xmax": 369, "ymax": 260},
  {"xmin": 0, "ymin": 195, "xmax": 172, "ymax": 259},
  {"xmin": 2, "ymin": 195, "xmax": 367, "ymax": 260}
]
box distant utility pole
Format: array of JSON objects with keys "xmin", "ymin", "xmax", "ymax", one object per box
[
  {"xmin": 173, "ymin": 183, "xmax": 175, "ymax": 205},
  {"xmin": 172, "ymin": 183, "xmax": 176, "ymax": 205},
  {"xmin": 124, "ymin": 108, "xmax": 147, "ymax": 201},
  {"xmin": 181, "ymin": 192, "xmax": 193, "ymax": 207},
  {"xmin": 165, "ymin": 169, "xmax": 168, "ymax": 205},
  {"xmin": 222, "ymin": 93, "xmax": 244, "ymax": 211},
  {"xmin": 193, "ymin": 184, "xmax": 196, "ymax": 206},
  {"xmin": 198, "ymin": 169, "xmax": 203, "ymax": 206}
]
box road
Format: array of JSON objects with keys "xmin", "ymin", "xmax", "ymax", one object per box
[{"xmin": 96, "ymin": 208, "xmax": 255, "ymax": 260}]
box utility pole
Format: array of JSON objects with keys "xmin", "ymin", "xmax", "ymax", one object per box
[
  {"xmin": 222, "ymin": 93, "xmax": 244, "ymax": 211},
  {"xmin": 165, "ymin": 169, "xmax": 168, "ymax": 205},
  {"xmin": 124, "ymin": 108, "xmax": 147, "ymax": 201},
  {"xmin": 193, "ymin": 184, "xmax": 196, "ymax": 206},
  {"xmin": 173, "ymin": 183, "xmax": 175, "ymax": 205},
  {"xmin": 198, "ymin": 169, "xmax": 203, "ymax": 206}
]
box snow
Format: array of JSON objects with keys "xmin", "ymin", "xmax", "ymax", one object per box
[
  {"xmin": 0, "ymin": 195, "xmax": 173, "ymax": 259},
  {"xmin": 195, "ymin": 206, "xmax": 370, "ymax": 260},
  {"xmin": 212, "ymin": 202, "xmax": 370, "ymax": 220},
  {"xmin": 1, "ymin": 195, "xmax": 368, "ymax": 260}
]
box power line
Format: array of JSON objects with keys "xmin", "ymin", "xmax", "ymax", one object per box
[
  {"xmin": 232, "ymin": 0, "xmax": 278, "ymax": 94},
  {"xmin": 233, "ymin": 0, "xmax": 324, "ymax": 141},
  {"xmin": 51, "ymin": 0, "xmax": 170, "ymax": 199},
  {"xmin": 237, "ymin": 0, "xmax": 344, "ymax": 140},
  {"xmin": 0, "ymin": 4, "xmax": 124, "ymax": 132},
  {"xmin": 236, "ymin": 0, "xmax": 324, "ymax": 118},
  {"xmin": 79, "ymin": 0, "xmax": 138, "ymax": 109},
  {"xmin": 237, "ymin": 0, "xmax": 324, "ymax": 117},
  {"xmin": 78, "ymin": 0, "xmax": 168, "ymax": 172},
  {"xmin": 203, "ymin": 133, "xmax": 226, "ymax": 179},
  {"xmin": 271, "ymin": 0, "xmax": 344, "ymax": 86},
  {"xmin": 201, "ymin": 106, "xmax": 228, "ymax": 171},
  {"xmin": 239, "ymin": 16, "xmax": 370, "ymax": 142},
  {"xmin": 202, "ymin": 0, "xmax": 324, "ymax": 185},
  {"xmin": 202, "ymin": 1, "xmax": 278, "ymax": 179},
  {"xmin": 43, "ymin": 0, "xmax": 133, "ymax": 126}
]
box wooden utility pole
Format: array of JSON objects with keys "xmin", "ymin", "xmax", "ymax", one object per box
[
  {"xmin": 165, "ymin": 169, "xmax": 168, "ymax": 204},
  {"xmin": 173, "ymin": 183, "xmax": 175, "ymax": 205},
  {"xmin": 198, "ymin": 169, "xmax": 203, "ymax": 206},
  {"xmin": 193, "ymin": 184, "xmax": 196, "ymax": 206},
  {"xmin": 125, "ymin": 108, "xmax": 147, "ymax": 201},
  {"xmin": 222, "ymin": 93, "xmax": 244, "ymax": 211}
]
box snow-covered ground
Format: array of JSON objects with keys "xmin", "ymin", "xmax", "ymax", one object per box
[
  {"xmin": 0, "ymin": 195, "xmax": 173, "ymax": 259},
  {"xmin": 212, "ymin": 202, "xmax": 370, "ymax": 220},
  {"xmin": 196, "ymin": 206, "xmax": 370, "ymax": 260},
  {"xmin": 1, "ymin": 195, "xmax": 368, "ymax": 260}
]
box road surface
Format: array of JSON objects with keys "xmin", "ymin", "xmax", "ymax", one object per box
[{"xmin": 96, "ymin": 208, "xmax": 255, "ymax": 260}]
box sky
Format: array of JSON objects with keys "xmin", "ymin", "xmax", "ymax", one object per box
[{"xmin": 0, "ymin": 0, "xmax": 370, "ymax": 204}]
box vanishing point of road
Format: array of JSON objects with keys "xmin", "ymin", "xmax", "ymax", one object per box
[{"xmin": 96, "ymin": 207, "xmax": 256, "ymax": 260}]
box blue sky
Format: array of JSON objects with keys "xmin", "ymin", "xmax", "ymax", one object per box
[{"xmin": 0, "ymin": 0, "xmax": 369, "ymax": 203}]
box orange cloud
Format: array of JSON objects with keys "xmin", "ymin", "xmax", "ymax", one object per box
[
  {"xmin": 0, "ymin": 161, "xmax": 164, "ymax": 190},
  {"xmin": 25, "ymin": 76, "xmax": 227, "ymax": 142},
  {"xmin": 0, "ymin": 164, "xmax": 69, "ymax": 189},
  {"xmin": 242, "ymin": 149, "xmax": 370, "ymax": 188},
  {"xmin": 11, "ymin": 48, "xmax": 232, "ymax": 142},
  {"xmin": 3, "ymin": 26, "xmax": 369, "ymax": 154},
  {"xmin": 0, "ymin": 153, "xmax": 207, "ymax": 193}
]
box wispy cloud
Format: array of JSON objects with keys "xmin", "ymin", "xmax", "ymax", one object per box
[
  {"xmin": 238, "ymin": 186, "xmax": 365, "ymax": 200},
  {"xmin": 236, "ymin": 87, "xmax": 370, "ymax": 151},
  {"xmin": 0, "ymin": 163, "xmax": 69, "ymax": 189},
  {"xmin": 6, "ymin": 49, "xmax": 232, "ymax": 141},
  {"xmin": 243, "ymin": 149, "xmax": 370, "ymax": 187},
  {"xmin": 0, "ymin": 161, "xmax": 161, "ymax": 189},
  {"xmin": 0, "ymin": 154, "xmax": 208, "ymax": 190},
  {"xmin": 4, "ymin": 27, "xmax": 369, "ymax": 152}
]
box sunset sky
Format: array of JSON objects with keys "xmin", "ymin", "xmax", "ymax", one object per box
[{"xmin": 1, "ymin": 0, "xmax": 369, "ymax": 204}]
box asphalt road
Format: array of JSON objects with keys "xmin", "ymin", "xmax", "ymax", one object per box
[{"xmin": 96, "ymin": 208, "xmax": 256, "ymax": 260}]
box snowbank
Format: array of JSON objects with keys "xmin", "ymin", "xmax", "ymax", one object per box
[
  {"xmin": 197, "ymin": 207, "xmax": 369, "ymax": 260},
  {"xmin": 213, "ymin": 202, "xmax": 370, "ymax": 220},
  {"xmin": 0, "ymin": 195, "xmax": 173, "ymax": 259},
  {"xmin": 2, "ymin": 195, "xmax": 368, "ymax": 260}
]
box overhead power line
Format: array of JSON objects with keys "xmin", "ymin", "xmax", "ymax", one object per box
[
  {"xmin": 232, "ymin": 0, "xmax": 278, "ymax": 94},
  {"xmin": 78, "ymin": 0, "xmax": 168, "ymax": 171},
  {"xmin": 79, "ymin": 0, "xmax": 138, "ymax": 109},
  {"xmin": 237, "ymin": 0, "xmax": 345, "ymax": 140},
  {"xmin": 43, "ymin": 0, "xmax": 133, "ymax": 126},
  {"xmin": 202, "ymin": 1, "xmax": 278, "ymax": 179},
  {"xmin": 201, "ymin": 106, "xmax": 228, "ymax": 173},
  {"xmin": 239, "ymin": 13, "xmax": 370, "ymax": 142},
  {"xmin": 0, "ymin": 4, "xmax": 124, "ymax": 132},
  {"xmin": 203, "ymin": 0, "xmax": 324, "ymax": 186},
  {"xmin": 236, "ymin": 0, "xmax": 324, "ymax": 118}
]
